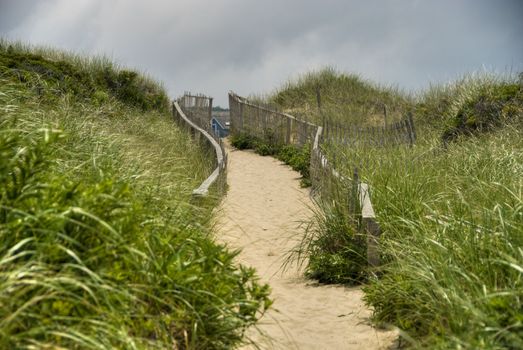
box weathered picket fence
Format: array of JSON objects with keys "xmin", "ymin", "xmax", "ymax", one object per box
[
  {"xmin": 172, "ymin": 93, "xmax": 227, "ymax": 196},
  {"xmin": 178, "ymin": 93, "xmax": 213, "ymax": 130},
  {"xmin": 309, "ymin": 126, "xmax": 381, "ymax": 266},
  {"xmin": 228, "ymin": 92, "xmax": 317, "ymax": 146},
  {"xmin": 229, "ymin": 92, "xmax": 416, "ymax": 266},
  {"xmin": 323, "ymin": 114, "xmax": 416, "ymax": 148}
]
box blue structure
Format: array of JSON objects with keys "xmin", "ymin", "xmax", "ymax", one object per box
[{"xmin": 211, "ymin": 116, "xmax": 230, "ymax": 138}]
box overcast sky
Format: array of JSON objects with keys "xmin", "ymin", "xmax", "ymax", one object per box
[{"xmin": 1, "ymin": 0, "xmax": 522, "ymax": 106}]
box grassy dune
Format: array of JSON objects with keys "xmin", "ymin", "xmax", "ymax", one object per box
[
  {"xmin": 269, "ymin": 68, "xmax": 523, "ymax": 348},
  {"xmin": 270, "ymin": 67, "xmax": 411, "ymax": 125},
  {"xmin": 0, "ymin": 40, "xmax": 270, "ymax": 349}
]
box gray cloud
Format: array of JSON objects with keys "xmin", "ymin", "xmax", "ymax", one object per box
[{"xmin": 1, "ymin": 0, "xmax": 522, "ymax": 106}]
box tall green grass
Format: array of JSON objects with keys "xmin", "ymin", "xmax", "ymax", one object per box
[
  {"xmin": 414, "ymin": 73, "xmax": 523, "ymax": 142},
  {"xmin": 0, "ymin": 38, "xmax": 169, "ymax": 112},
  {"xmin": 269, "ymin": 68, "xmax": 523, "ymax": 347},
  {"xmin": 0, "ymin": 41, "xmax": 270, "ymax": 349},
  {"xmin": 354, "ymin": 126, "xmax": 522, "ymax": 348},
  {"xmin": 286, "ymin": 194, "xmax": 367, "ymax": 285},
  {"xmin": 359, "ymin": 76, "xmax": 523, "ymax": 348}
]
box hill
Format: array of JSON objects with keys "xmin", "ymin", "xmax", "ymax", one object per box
[
  {"xmin": 270, "ymin": 67, "xmax": 411, "ymax": 125},
  {"xmin": 267, "ymin": 67, "xmax": 523, "ymax": 348},
  {"xmin": 0, "ymin": 40, "xmax": 269, "ymax": 349}
]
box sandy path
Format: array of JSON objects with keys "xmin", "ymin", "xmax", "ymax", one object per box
[{"xmin": 215, "ymin": 143, "xmax": 397, "ymax": 350}]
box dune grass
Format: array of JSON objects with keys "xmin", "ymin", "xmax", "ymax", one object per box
[
  {"xmin": 360, "ymin": 126, "xmax": 523, "ymax": 348},
  {"xmin": 0, "ymin": 40, "xmax": 270, "ymax": 349},
  {"xmin": 266, "ymin": 68, "xmax": 523, "ymax": 347},
  {"xmin": 270, "ymin": 67, "xmax": 411, "ymax": 126},
  {"xmin": 358, "ymin": 75, "xmax": 523, "ymax": 348}
]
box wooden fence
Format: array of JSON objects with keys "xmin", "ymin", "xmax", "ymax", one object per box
[
  {"xmin": 229, "ymin": 92, "xmax": 317, "ymax": 147},
  {"xmin": 323, "ymin": 114, "xmax": 416, "ymax": 148},
  {"xmin": 173, "ymin": 93, "xmax": 227, "ymax": 197},
  {"xmin": 309, "ymin": 126, "xmax": 380, "ymax": 266},
  {"xmin": 229, "ymin": 92, "xmax": 416, "ymax": 267},
  {"xmin": 178, "ymin": 93, "xmax": 214, "ymax": 131}
]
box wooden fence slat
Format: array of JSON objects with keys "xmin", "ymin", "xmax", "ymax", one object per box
[{"xmin": 286, "ymin": 117, "xmax": 292, "ymax": 144}]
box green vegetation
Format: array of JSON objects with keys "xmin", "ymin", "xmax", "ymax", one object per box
[
  {"xmin": 415, "ymin": 74, "xmax": 523, "ymax": 142},
  {"xmin": 0, "ymin": 41, "xmax": 169, "ymax": 112},
  {"xmin": 289, "ymin": 195, "xmax": 367, "ymax": 284},
  {"xmin": 0, "ymin": 40, "xmax": 270, "ymax": 349},
  {"xmin": 277, "ymin": 144, "xmax": 311, "ymax": 182},
  {"xmin": 270, "ymin": 67, "xmax": 411, "ymax": 125},
  {"xmin": 361, "ymin": 127, "xmax": 523, "ymax": 349},
  {"xmin": 230, "ymin": 132, "xmax": 311, "ymax": 186},
  {"xmin": 229, "ymin": 132, "xmax": 258, "ymax": 151},
  {"xmin": 267, "ymin": 68, "xmax": 523, "ymax": 347}
]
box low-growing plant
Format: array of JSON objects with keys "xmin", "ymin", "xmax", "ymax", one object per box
[
  {"xmin": 254, "ymin": 142, "xmax": 273, "ymax": 156},
  {"xmin": 285, "ymin": 194, "xmax": 367, "ymax": 285},
  {"xmin": 230, "ymin": 132, "xmax": 257, "ymax": 150},
  {"xmin": 361, "ymin": 128, "xmax": 523, "ymax": 348},
  {"xmin": 277, "ymin": 144, "xmax": 311, "ymax": 179},
  {"xmin": 230, "ymin": 133, "xmax": 311, "ymax": 186}
]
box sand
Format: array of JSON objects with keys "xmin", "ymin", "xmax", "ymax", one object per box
[{"xmin": 215, "ymin": 143, "xmax": 398, "ymax": 350}]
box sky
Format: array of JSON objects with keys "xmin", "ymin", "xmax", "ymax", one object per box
[{"xmin": 1, "ymin": 0, "xmax": 522, "ymax": 106}]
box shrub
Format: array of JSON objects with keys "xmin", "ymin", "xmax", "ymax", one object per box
[
  {"xmin": 230, "ymin": 133, "xmax": 312, "ymax": 185},
  {"xmin": 288, "ymin": 198, "xmax": 367, "ymax": 285},
  {"xmin": 93, "ymin": 89, "xmax": 110, "ymax": 105},
  {"xmin": 229, "ymin": 132, "xmax": 254, "ymax": 149},
  {"xmin": 254, "ymin": 142, "xmax": 273, "ymax": 156},
  {"xmin": 277, "ymin": 144, "xmax": 311, "ymax": 179},
  {"xmin": 442, "ymin": 82, "xmax": 522, "ymax": 142}
]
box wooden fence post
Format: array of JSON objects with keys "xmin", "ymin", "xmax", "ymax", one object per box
[
  {"xmin": 359, "ymin": 183, "xmax": 380, "ymax": 267},
  {"xmin": 286, "ymin": 117, "xmax": 292, "ymax": 144},
  {"xmin": 383, "ymin": 104, "xmax": 388, "ymax": 128},
  {"xmin": 350, "ymin": 168, "xmax": 359, "ymax": 218},
  {"xmin": 239, "ymin": 102, "xmax": 244, "ymax": 132},
  {"xmin": 208, "ymin": 97, "xmax": 213, "ymax": 126},
  {"xmin": 407, "ymin": 112, "xmax": 416, "ymax": 147},
  {"xmin": 316, "ymin": 86, "xmax": 322, "ymax": 111},
  {"xmin": 304, "ymin": 123, "xmax": 309, "ymax": 145},
  {"xmin": 259, "ymin": 107, "xmax": 265, "ymax": 132},
  {"xmin": 364, "ymin": 216, "xmax": 380, "ymax": 268}
]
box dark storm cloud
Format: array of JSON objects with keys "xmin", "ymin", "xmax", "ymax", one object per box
[{"xmin": 1, "ymin": 0, "xmax": 522, "ymax": 105}]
